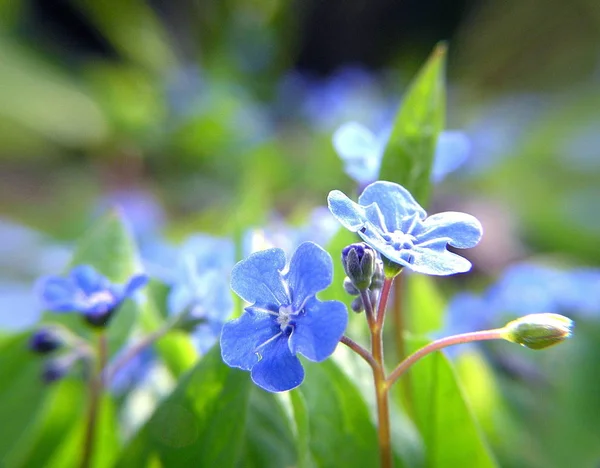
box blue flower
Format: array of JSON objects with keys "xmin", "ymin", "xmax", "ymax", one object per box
[
  {"xmin": 168, "ymin": 235, "xmax": 235, "ymax": 352},
  {"xmin": 220, "ymin": 242, "xmax": 348, "ymax": 392},
  {"xmin": 328, "ymin": 181, "xmax": 483, "ymax": 275},
  {"xmin": 37, "ymin": 265, "xmax": 147, "ymax": 327},
  {"xmin": 332, "ymin": 122, "xmax": 470, "ymax": 185}
]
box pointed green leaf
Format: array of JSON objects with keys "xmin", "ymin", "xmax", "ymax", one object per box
[
  {"xmin": 117, "ymin": 346, "xmax": 251, "ymax": 467},
  {"xmin": 379, "ymin": 44, "xmax": 447, "ymax": 206},
  {"xmin": 290, "ymin": 390, "xmax": 316, "ymax": 468},
  {"xmin": 239, "ymin": 389, "xmax": 297, "ymax": 468},
  {"xmin": 299, "ymin": 359, "xmax": 379, "ymax": 467},
  {"xmin": 401, "ymin": 336, "xmax": 498, "ymax": 467}
]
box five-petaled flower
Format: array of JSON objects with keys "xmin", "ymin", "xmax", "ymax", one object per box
[
  {"xmin": 328, "ymin": 181, "xmax": 483, "ymax": 275},
  {"xmin": 220, "ymin": 242, "xmax": 348, "ymax": 392},
  {"xmin": 37, "ymin": 265, "xmax": 147, "ymax": 327}
]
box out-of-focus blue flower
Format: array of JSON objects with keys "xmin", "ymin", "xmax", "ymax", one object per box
[
  {"xmin": 488, "ymin": 263, "xmax": 600, "ymax": 318},
  {"xmin": 168, "ymin": 235, "xmax": 235, "ymax": 352},
  {"xmin": 37, "ymin": 265, "xmax": 147, "ymax": 327},
  {"xmin": 440, "ymin": 293, "xmax": 493, "ymax": 357},
  {"xmin": 243, "ymin": 206, "xmax": 339, "ymax": 257},
  {"xmin": 332, "ymin": 122, "xmax": 470, "ymax": 185},
  {"xmin": 277, "ymin": 68, "xmax": 390, "ymax": 130},
  {"xmin": 328, "ymin": 181, "xmax": 483, "ymax": 275},
  {"xmin": 441, "ymin": 262, "xmax": 600, "ymax": 357},
  {"xmin": 221, "ymin": 242, "xmax": 348, "ymax": 392}
]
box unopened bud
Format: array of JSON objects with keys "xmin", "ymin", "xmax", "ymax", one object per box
[
  {"xmin": 342, "ymin": 243, "xmax": 377, "ymax": 291},
  {"xmin": 503, "ymin": 313, "xmax": 573, "ymax": 350},
  {"xmin": 343, "ymin": 277, "xmax": 360, "ymax": 296},
  {"xmin": 42, "ymin": 357, "xmax": 72, "ymax": 383},
  {"xmin": 29, "ymin": 328, "xmax": 63, "ymax": 354},
  {"xmin": 351, "ymin": 296, "xmax": 364, "ymax": 313}
]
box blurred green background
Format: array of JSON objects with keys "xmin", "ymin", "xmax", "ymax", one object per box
[{"xmin": 1, "ymin": 0, "xmax": 600, "ymax": 467}]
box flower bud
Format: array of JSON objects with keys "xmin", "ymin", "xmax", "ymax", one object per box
[
  {"xmin": 370, "ymin": 258, "xmax": 385, "ymax": 290},
  {"xmin": 343, "ymin": 277, "xmax": 360, "ymax": 296},
  {"xmin": 503, "ymin": 313, "xmax": 573, "ymax": 350},
  {"xmin": 29, "ymin": 328, "xmax": 63, "ymax": 354},
  {"xmin": 42, "ymin": 357, "xmax": 72, "ymax": 383},
  {"xmin": 351, "ymin": 296, "xmax": 364, "ymax": 313},
  {"xmin": 342, "ymin": 243, "xmax": 377, "ymax": 291}
]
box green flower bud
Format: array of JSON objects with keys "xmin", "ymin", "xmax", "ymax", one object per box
[
  {"xmin": 503, "ymin": 313, "xmax": 573, "ymax": 350},
  {"xmin": 342, "ymin": 243, "xmax": 377, "ymax": 291}
]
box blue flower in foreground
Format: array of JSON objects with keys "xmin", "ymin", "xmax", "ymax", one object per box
[
  {"xmin": 333, "ymin": 122, "xmax": 470, "ymax": 185},
  {"xmin": 328, "ymin": 181, "xmax": 483, "ymax": 275},
  {"xmin": 37, "ymin": 265, "xmax": 147, "ymax": 327},
  {"xmin": 221, "ymin": 242, "xmax": 348, "ymax": 392}
]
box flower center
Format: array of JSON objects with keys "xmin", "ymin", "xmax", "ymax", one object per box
[
  {"xmin": 277, "ymin": 304, "xmax": 297, "ymax": 333},
  {"xmin": 82, "ymin": 290, "xmax": 115, "ymax": 311},
  {"xmin": 383, "ymin": 230, "xmax": 417, "ymax": 251}
]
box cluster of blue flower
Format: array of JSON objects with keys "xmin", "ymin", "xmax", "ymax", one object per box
[{"xmin": 222, "ymin": 180, "xmax": 483, "ymax": 391}]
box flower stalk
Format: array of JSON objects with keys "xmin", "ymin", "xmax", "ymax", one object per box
[{"xmin": 80, "ymin": 332, "xmax": 108, "ymax": 468}]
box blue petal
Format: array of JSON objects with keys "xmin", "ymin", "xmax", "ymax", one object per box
[
  {"xmin": 250, "ymin": 336, "xmax": 305, "ymax": 392},
  {"xmin": 289, "ymin": 297, "xmax": 347, "ymax": 361},
  {"xmin": 230, "ymin": 248, "xmax": 289, "ymax": 306},
  {"xmin": 123, "ymin": 274, "xmax": 148, "ymax": 297},
  {"xmin": 167, "ymin": 284, "xmax": 193, "ymax": 315},
  {"xmin": 333, "ymin": 122, "xmax": 380, "ymax": 160},
  {"xmin": 416, "ymin": 212, "xmax": 483, "ymax": 249},
  {"xmin": 285, "ymin": 242, "xmax": 333, "ymax": 310},
  {"xmin": 220, "ymin": 311, "xmax": 280, "ymax": 371},
  {"xmin": 70, "ymin": 265, "xmax": 107, "ymax": 294},
  {"xmin": 409, "ymin": 243, "xmax": 473, "ymax": 275},
  {"xmin": 358, "ymin": 181, "xmax": 426, "ymax": 232},
  {"xmin": 36, "ymin": 276, "xmax": 78, "ymax": 312},
  {"xmin": 333, "ymin": 122, "xmax": 382, "ymax": 184},
  {"xmin": 328, "ymin": 190, "xmax": 368, "ymax": 232},
  {"xmin": 432, "ymin": 131, "xmax": 470, "ymax": 183}
]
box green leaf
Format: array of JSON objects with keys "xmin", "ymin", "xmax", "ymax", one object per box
[
  {"xmin": 379, "ymin": 43, "xmax": 447, "ymax": 206},
  {"xmin": 290, "ymin": 390, "xmax": 316, "ymax": 468},
  {"xmin": 238, "ymin": 389, "xmax": 297, "ymax": 468},
  {"xmin": 6, "ymin": 379, "xmax": 86, "ymax": 468},
  {"xmin": 0, "ymin": 333, "xmax": 47, "ymax": 464},
  {"xmin": 299, "ymin": 359, "xmax": 379, "ymax": 467},
  {"xmin": 116, "ymin": 346, "xmax": 251, "ymax": 467},
  {"xmin": 406, "ymin": 274, "xmax": 446, "ymax": 336},
  {"xmin": 401, "ymin": 336, "xmax": 498, "ymax": 467}
]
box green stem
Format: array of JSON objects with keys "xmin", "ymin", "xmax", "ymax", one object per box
[
  {"xmin": 371, "ymin": 278, "xmax": 394, "ymax": 468},
  {"xmin": 80, "ymin": 333, "xmax": 108, "ymax": 468},
  {"xmin": 340, "ymin": 335, "xmax": 380, "ymax": 372},
  {"xmin": 385, "ymin": 329, "xmax": 506, "ymax": 389}
]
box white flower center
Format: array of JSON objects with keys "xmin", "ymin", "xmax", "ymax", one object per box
[{"xmin": 277, "ymin": 304, "xmax": 296, "ymax": 332}]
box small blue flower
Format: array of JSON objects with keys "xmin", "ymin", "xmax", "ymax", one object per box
[
  {"xmin": 168, "ymin": 235, "xmax": 235, "ymax": 352},
  {"xmin": 332, "ymin": 122, "xmax": 470, "ymax": 185},
  {"xmin": 221, "ymin": 242, "xmax": 348, "ymax": 392},
  {"xmin": 328, "ymin": 181, "xmax": 483, "ymax": 275},
  {"xmin": 37, "ymin": 265, "xmax": 147, "ymax": 327}
]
